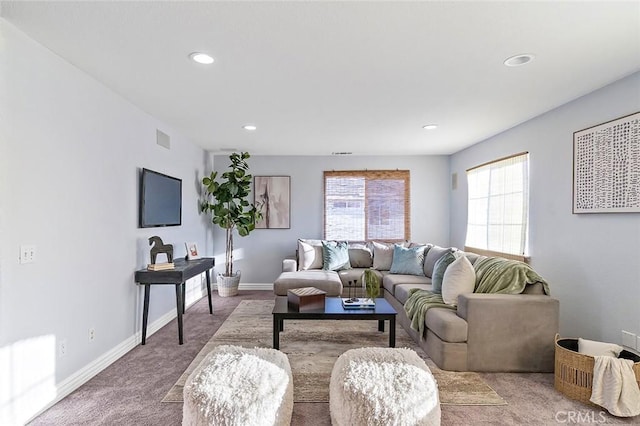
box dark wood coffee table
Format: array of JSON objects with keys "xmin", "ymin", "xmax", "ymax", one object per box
[{"xmin": 272, "ymin": 297, "xmax": 397, "ymax": 349}]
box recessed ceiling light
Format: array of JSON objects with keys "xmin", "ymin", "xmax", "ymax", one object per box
[
  {"xmin": 422, "ymin": 124, "xmax": 438, "ymax": 130},
  {"xmin": 504, "ymin": 54, "xmax": 535, "ymax": 67},
  {"xmin": 189, "ymin": 52, "xmax": 214, "ymax": 65},
  {"xmin": 243, "ymin": 124, "xmax": 257, "ymax": 131}
]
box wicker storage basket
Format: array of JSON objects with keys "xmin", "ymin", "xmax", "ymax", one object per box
[
  {"xmin": 554, "ymin": 334, "xmax": 640, "ymax": 406},
  {"xmin": 216, "ymin": 272, "xmax": 241, "ymax": 297}
]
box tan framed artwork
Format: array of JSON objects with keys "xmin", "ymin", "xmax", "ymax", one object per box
[
  {"xmin": 254, "ymin": 176, "xmax": 291, "ymax": 229},
  {"xmin": 573, "ymin": 111, "xmax": 640, "ymax": 213}
]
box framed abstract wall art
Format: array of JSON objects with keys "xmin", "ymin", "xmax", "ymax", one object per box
[
  {"xmin": 573, "ymin": 112, "xmax": 640, "ymax": 213},
  {"xmin": 254, "ymin": 176, "xmax": 291, "ymax": 228}
]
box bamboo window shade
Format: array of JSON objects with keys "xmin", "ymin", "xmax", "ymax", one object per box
[{"xmin": 324, "ymin": 170, "xmax": 410, "ymax": 241}]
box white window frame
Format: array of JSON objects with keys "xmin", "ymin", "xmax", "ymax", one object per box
[{"xmin": 464, "ymin": 152, "xmax": 530, "ymax": 262}]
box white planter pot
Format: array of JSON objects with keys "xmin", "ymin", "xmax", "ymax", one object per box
[{"xmin": 217, "ymin": 271, "xmax": 241, "ymax": 297}]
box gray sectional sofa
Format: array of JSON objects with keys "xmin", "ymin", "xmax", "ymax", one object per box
[{"xmin": 275, "ymin": 239, "xmax": 559, "ymax": 372}]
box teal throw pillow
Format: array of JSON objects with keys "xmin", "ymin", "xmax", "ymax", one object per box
[
  {"xmin": 389, "ymin": 244, "xmax": 426, "ymax": 276},
  {"xmin": 431, "ymin": 251, "xmax": 457, "ymax": 293},
  {"xmin": 322, "ymin": 241, "xmax": 351, "ymax": 271}
]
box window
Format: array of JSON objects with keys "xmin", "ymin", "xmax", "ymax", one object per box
[
  {"xmin": 465, "ymin": 152, "xmax": 529, "ymax": 260},
  {"xmin": 324, "ymin": 170, "xmax": 410, "ymax": 241}
]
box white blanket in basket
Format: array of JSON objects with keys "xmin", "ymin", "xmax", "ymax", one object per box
[{"xmin": 590, "ymin": 356, "xmax": 640, "ymax": 417}]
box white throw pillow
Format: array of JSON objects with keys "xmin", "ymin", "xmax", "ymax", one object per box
[
  {"xmin": 297, "ymin": 239, "xmax": 323, "ymax": 270},
  {"xmin": 372, "ymin": 241, "xmax": 394, "ymax": 270},
  {"xmin": 578, "ymin": 338, "xmax": 624, "ymax": 357},
  {"xmin": 441, "ymin": 255, "xmax": 475, "ymax": 305}
]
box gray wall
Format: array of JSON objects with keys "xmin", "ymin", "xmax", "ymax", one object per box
[
  {"xmin": 208, "ymin": 155, "xmax": 451, "ymax": 283},
  {"xmin": 449, "ymin": 72, "xmax": 640, "ymax": 345},
  {"xmin": 1, "ymin": 20, "xmax": 210, "ymax": 424}
]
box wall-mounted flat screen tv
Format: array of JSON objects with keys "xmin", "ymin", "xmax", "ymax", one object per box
[{"xmin": 139, "ymin": 168, "xmax": 182, "ymax": 228}]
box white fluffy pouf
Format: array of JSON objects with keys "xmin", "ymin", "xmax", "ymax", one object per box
[
  {"xmin": 182, "ymin": 345, "xmax": 293, "ymax": 426},
  {"xmin": 330, "ymin": 347, "xmax": 441, "ymax": 426}
]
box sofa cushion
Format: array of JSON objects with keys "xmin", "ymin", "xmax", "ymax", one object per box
[
  {"xmin": 348, "ymin": 242, "xmax": 373, "ymax": 268},
  {"xmin": 425, "ymin": 308, "xmax": 468, "ymax": 343},
  {"xmin": 298, "ymin": 239, "xmax": 323, "ymax": 270},
  {"xmin": 423, "ymin": 246, "xmax": 453, "ymax": 278},
  {"xmin": 322, "ymin": 241, "xmax": 351, "ymax": 271},
  {"xmin": 441, "ymin": 256, "xmax": 475, "ymax": 305},
  {"xmin": 382, "ymin": 274, "xmax": 431, "ymax": 295},
  {"xmin": 389, "ymin": 245, "xmax": 426, "ymax": 276},
  {"xmin": 431, "ymin": 251, "xmax": 457, "ymax": 293},
  {"xmin": 460, "ymin": 252, "xmax": 484, "ymax": 265},
  {"xmin": 274, "ymin": 271, "xmax": 342, "ymax": 297},
  {"xmin": 522, "ymin": 282, "xmax": 545, "ymax": 295},
  {"xmin": 336, "ymin": 268, "xmax": 375, "ymax": 287},
  {"xmin": 394, "ymin": 284, "xmax": 433, "ymax": 304},
  {"xmin": 372, "ymin": 241, "xmax": 395, "ymax": 270}
]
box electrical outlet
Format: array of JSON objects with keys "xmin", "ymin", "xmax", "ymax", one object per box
[
  {"xmin": 621, "ymin": 330, "xmax": 636, "ymax": 348},
  {"xmin": 19, "ymin": 245, "xmax": 36, "ymax": 264},
  {"xmin": 88, "ymin": 328, "xmax": 95, "ymax": 342},
  {"xmin": 59, "ymin": 339, "xmax": 67, "ymax": 357}
]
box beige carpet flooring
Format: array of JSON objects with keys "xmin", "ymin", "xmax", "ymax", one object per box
[
  {"xmin": 29, "ymin": 291, "xmax": 640, "ymax": 425},
  {"xmin": 163, "ymin": 299, "xmax": 506, "ymax": 406}
]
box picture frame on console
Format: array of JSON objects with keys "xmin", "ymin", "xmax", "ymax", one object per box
[{"xmin": 185, "ymin": 242, "xmax": 200, "ymax": 260}]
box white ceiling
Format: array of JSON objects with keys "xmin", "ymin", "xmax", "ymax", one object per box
[{"xmin": 2, "ymin": 1, "xmax": 639, "ymax": 156}]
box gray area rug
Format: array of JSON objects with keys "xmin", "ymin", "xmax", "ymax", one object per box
[{"xmin": 163, "ymin": 299, "xmax": 506, "ymax": 406}]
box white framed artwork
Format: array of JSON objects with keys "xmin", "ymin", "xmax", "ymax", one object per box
[{"xmin": 573, "ymin": 112, "xmax": 640, "ymax": 213}]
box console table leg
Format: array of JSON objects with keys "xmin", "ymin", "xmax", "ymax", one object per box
[
  {"xmin": 206, "ymin": 270, "xmax": 213, "ymax": 314},
  {"xmin": 378, "ymin": 319, "xmax": 385, "ymax": 332},
  {"xmin": 181, "ymin": 282, "xmax": 186, "ymax": 314},
  {"xmin": 142, "ymin": 284, "xmax": 150, "ymax": 345},
  {"xmin": 175, "ymin": 284, "xmax": 184, "ymax": 345}
]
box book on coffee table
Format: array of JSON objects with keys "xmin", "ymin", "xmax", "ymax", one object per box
[{"xmin": 341, "ymin": 298, "xmax": 376, "ymax": 309}]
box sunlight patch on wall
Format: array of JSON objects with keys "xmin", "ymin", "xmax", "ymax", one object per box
[{"xmin": 0, "ymin": 335, "xmax": 56, "ymax": 425}]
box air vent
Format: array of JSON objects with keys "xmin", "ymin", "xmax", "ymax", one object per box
[
  {"xmin": 156, "ymin": 129, "xmax": 170, "ymax": 149},
  {"xmin": 331, "ymin": 152, "xmax": 353, "ymax": 155}
]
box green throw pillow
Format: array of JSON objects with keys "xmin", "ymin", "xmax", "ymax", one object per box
[
  {"xmin": 322, "ymin": 241, "xmax": 351, "ymax": 271},
  {"xmin": 431, "ymin": 251, "xmax": 456, "ymax": 293}
]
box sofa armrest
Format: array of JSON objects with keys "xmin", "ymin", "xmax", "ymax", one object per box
[
  {"xmin": 457, "ymin": 293, "xmax": 559, "ymax": 372},
  {"xmin": 282, "ymin": 258, "xmax": 297, "ymax": 272}
]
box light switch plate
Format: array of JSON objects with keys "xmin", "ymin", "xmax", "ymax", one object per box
[{"xmin": 19, "ymin": 245, "xmax": 36, "ymax": 264}]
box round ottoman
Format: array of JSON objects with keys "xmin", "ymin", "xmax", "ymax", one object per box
[
  {"xmin": 330, "ymin": 347, "xmax": 441, "ymax": 426},
  {"xmin": 183, "ymin": 345, "xmax": 293, "ymax": 426}
]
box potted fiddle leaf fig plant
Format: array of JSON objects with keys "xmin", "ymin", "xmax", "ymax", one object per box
[{"xmin": 201, "ymin": 152, "xmax": 262, "ymax": 297}]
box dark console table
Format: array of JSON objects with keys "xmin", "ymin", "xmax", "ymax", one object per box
[{"xmin": 134, "ymin": 257, "xmax": 214, "ymax": 345}]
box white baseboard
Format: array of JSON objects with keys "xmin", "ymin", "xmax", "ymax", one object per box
[
  {"xmin": 24, "ymin": 283, "xmax": 271, "ymax": 423},
  {"xmin": 213, "ymin": 282, "xmax": 272, "ymax": 291},
  {"xmin": 25, "ymin": 286, "xmax": 207, "ymax": 424}
]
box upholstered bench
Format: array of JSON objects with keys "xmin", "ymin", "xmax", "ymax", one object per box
[
  {"xmin": 274, "ymin": 270, "xmax": 343, "ymax": 297},
  {"xmin": 183, "ymin": 345, "xmax": 293, "ymax": 426},
  {"xmin": 330, "ymin": 347, "xmax": 441, "ymax": 426}
]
